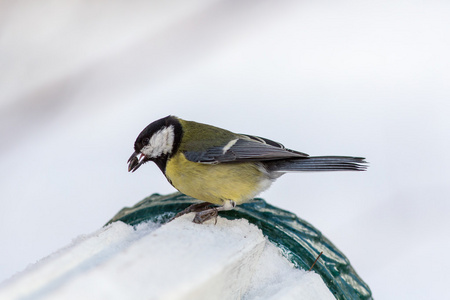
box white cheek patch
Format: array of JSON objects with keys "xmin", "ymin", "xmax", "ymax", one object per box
[{"xmin": 141, "ymin": 125, "xmax": 175, "ymax": 158}]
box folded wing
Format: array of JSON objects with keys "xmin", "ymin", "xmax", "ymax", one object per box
[{"xmin": 183, "ymin": 134, "xmax": 308, "ymax": 164}]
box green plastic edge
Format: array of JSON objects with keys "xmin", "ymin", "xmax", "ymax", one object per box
[{"xmin": 106, "ymin": 192, "xmax": 373, "ymax": 300}]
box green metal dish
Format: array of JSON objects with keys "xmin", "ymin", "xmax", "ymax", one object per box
[{"xmin": 106, "ymin": 192, "xmax": 372, "ymax": 300}]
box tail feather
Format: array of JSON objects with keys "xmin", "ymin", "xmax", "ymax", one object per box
[{"xmin": 266, "ymin": 156, "xmax": 368, "ymax": 172}]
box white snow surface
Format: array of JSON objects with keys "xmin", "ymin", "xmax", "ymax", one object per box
[{"xmin": 0, "ymin": 216, "xmax": 334, "ymax": 300}]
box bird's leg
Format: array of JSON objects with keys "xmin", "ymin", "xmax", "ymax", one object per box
[
  {"xmin": 169, "ymin": 202, "xmax": 212, "ymax": 222},
  {"xmin": 193, "ymin": 200, "xmax": 236, "ymax": 224}
]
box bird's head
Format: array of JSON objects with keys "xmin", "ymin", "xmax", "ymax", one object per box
[{"xmin": 128, "ymin": 116, "xmax": 182, "ymax": 172}]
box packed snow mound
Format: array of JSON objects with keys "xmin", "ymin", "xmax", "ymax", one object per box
[{"xmin": 0, "ymin": 214, "xmax": 334, "ymax": 300}]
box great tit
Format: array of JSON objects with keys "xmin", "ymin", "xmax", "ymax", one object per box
[{"xmin": 128, "ymin": 115, "xmax": 367, "ymax": 223}]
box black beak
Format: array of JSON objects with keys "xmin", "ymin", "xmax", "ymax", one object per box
[{"xmin": 128, "ymin": 152, "xmax": 147, "ymax": 172}]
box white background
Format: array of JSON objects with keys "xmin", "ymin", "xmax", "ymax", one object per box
[{"xmin": 1, "ymin": 1, "xmax": 449, "ymax": 299}]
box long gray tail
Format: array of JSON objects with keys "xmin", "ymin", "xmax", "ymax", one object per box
[{"xmin": 266, "ymin": 156, "xmax": 367, "ymax": 172}]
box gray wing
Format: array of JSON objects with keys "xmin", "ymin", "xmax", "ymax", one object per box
[{"xmin": 183, "ymin": 134, "xmax": 308, "ymax": 164}]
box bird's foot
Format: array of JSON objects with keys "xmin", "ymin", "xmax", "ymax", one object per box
[
  {"xmin": 170, "ymin": 200, "xmax": 236, "ymax": 224},
  {"xmin": 193, "ymin": 208, "xmax": 219, "ymax": 224},
  {"xmin": 169, "ymin": 202, "xmax": 212, "ymax": 222},
  {"xmin": 193, "ymin": 200, "xmax": 236, "ymax": 224}
]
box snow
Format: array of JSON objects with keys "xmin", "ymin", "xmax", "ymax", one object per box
[{"xmin": 0, "ymin": 216, "xmax": 334, "ymax": 300}]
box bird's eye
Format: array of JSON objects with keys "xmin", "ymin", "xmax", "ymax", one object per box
[{"xmin": 143, "ymin": 137, "xmax": 150, "ymax": 144}]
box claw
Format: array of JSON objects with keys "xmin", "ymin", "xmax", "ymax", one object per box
[
  {"xmin": 169, "ymin": 202, "xmax": 212, "ymax": 222},
  {"xmin": 193, "ymin": 208, "xmax": 218, "ymax": 224},
  {"xmin": 170, "ymin": 200, "xmax": 236, "ymax": 224}
]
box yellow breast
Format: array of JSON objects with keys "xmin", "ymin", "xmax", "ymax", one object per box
[{"xmin": 165, "ymin": 153, "xmax": 272, "ymax": 205}]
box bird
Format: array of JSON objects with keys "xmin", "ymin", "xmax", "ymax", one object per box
[{"xmin": 128, "ymin": 115, "xmax": 367, "ymax": 223}]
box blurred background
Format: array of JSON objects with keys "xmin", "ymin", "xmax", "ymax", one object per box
[{"xmin": 1, "ymin": 0, "xmax": 449, "ymax": 298}]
